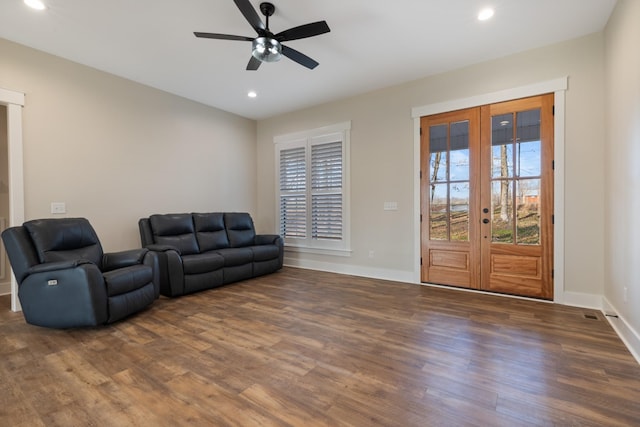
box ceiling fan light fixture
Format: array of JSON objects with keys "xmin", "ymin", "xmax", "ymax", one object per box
[{"xmin": 252, "ymin": 37, "xmax": 282, "ymax": 63}]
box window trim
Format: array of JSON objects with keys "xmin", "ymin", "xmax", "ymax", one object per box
[{"xmin": 274, "ymin": 121, "xmax": 351, "ymax": 256}]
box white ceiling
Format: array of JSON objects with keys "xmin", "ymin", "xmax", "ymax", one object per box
[{"xmin": 0, "ymin": 0, "xmax": 617, "ymax": 120}]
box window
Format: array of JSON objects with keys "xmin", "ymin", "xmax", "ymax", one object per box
[{"xmin": 275, "ymin": 122, "xmax": 351, "ymax": 255}]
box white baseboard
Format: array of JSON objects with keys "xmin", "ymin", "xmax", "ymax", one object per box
[
  {"xmin": 561, "ymin": 291, "xmax": 603, "ymax": 310},
  {"xmin": 602, "ymin": 297, "xmax": 640, "ymax": 365},
  {"xmin": 0, "ymin": 281, "xmax": 10, "ymax": 296},
  {"xmin": 283, "ymin": 257, "xmax": 416, "ymax": 284}
]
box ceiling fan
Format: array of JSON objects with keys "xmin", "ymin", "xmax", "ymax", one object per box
[{"xmin": 194, "ymin": 0, "xmax": 330, "ymax": 70}]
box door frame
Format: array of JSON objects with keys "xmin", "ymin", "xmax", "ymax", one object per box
[
  {"xmin": 411, "ymin": 77, "xmax": 567, "ymax": 304},
  {"xmin": 0, "ymin": 86, "xmax": 26, "ymax": 312}
]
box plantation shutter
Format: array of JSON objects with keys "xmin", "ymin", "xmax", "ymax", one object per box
[
  {"xmin": 280, "ymin": 146, "xmax": 307, "ymax": 238},
  {"xmin": 275, "ymin": 122, "xmax": 350, "ymax": 252},
  {"xmin": 311, "ymin": 141, "xmax": 343, "ymax": 240}
]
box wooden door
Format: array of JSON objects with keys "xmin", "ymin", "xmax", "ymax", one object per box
[
  {"xmin": 479, "ymin": 95, "xmax": 554, "ymax": 299},
  {"xmin": 421, "ymin": 94, "xmax": 554, "ymax": 299},
  {"xmin": 420, "ymin": 108, "xmax": 481, "ymax": 289}
]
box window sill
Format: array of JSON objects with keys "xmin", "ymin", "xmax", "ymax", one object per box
[{"xmin": 284, "ymin": 245, "xmax": 352, "ymax": 257}]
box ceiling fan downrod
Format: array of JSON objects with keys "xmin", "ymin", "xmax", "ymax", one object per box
[{"xmin": 260, "ymin": 2, "xmax": 275, "ymax": 31}]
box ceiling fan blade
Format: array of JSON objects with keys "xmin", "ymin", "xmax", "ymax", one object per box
[
  {"xmin": 275, "ymin": 21, "xmax": 330, "ymax": 42},
  {"xmin": 233, "ymin": 0, "xmax": 266, "ymax": 34},
  {"xmin": 281, "ymin": 45, "xmax": 319, "ymax": 70},
  {"xmin": 194, "ymin": 32, "xmax": 254, "ymax": 41},
  {"xmin": 246, "ymin": 55, "xmax": 262, "ymax": 71}
]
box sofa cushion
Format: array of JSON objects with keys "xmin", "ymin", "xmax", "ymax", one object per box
[
  {"xmin": 250, "ymin": 245, "xmax": 281, "ymax": 262},
  {"xmin": 182, "ymin": 252, "xmax": 225, "ymax": 275},
  {"xmin": 149, "ymin": 214, "xmax": 199, "ymax": 255},
  {"xmin": 193, "ymin": 213, "xmax": 230, "ymax": 251},
  {"xmin": 184, "ymin": 270, "xmax": 224, "ymax": 294},
  {"xmin": 215, "ymin": 247, "xmax": 253, "ymax": 267},
  {"xmin": 224, "ymin": 213, "xmax": 256, "ymax": 248},
  {"xmin": 23, "ymin": 218, "xmax": 104, "ymax": 266}
]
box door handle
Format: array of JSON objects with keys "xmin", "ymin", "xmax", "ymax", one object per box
[{"xmin": 482, "ymin": 218, "xmax": 490, "ymax": 224}]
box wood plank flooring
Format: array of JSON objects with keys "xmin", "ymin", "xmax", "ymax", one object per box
[{"xmin": 1, "ymin": 267, "xmax": 639, "ymax": 426}]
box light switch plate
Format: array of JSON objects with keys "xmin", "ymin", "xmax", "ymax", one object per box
[
  {"xmin": 51, "ymin": 202, "xmax": 66, "ymax": 214},
  {"xmin": 384, "ymin": 201, "xmax": 398, "ymax": 211}
]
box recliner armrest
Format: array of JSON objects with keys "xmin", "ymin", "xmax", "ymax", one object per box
[
  {"xmin": 20, "ymin": 262, "xmax": 109, "ymax": 328},
  {"xmin": 27, "ymin": 259, "xmax": 93, "ymax": 275},
  {"xmin": 102, "ymin": 248, "xmax": 149, "ymax": 272}
]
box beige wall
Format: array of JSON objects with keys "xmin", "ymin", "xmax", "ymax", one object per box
[
  {"xmin": 0, "ymin": 38, "xmax": 257, "ymax": 252},
  {"xmin": 604, "ymin": 0, "xmax": 640, "ymax": 348},
  {"xmin": 257, "ymin": 33, "xmax": 607, "ymax": 298}
]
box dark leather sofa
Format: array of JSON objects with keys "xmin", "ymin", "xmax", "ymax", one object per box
[
  {"xmin": 138, "ymin": 212, "xmax": 283, "ymax": 297},
  {"xmin": 1, "ymin": 218, "xmax": 160, "ymax": 328}
]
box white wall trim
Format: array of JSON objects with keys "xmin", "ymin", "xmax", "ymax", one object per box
[
  {"xmin": 412, "ymin": 77, "xmax": 568, "ymax": 303},
  {"xmin": 602, "ymin": 297, "xmax": 640, "ymax": 365},
  {"xmin": 553, "ymin": 89, "xmax": 566, "ymax": 304},
  {"xmin": 1, "ymin": 87, "xmax": 26, "ymax": 312},
  {"xmin": 283, "ymin": 258, "xmax": 416, "ymax": 284},
  {"xmin": 562, "ymin": 291, "xmax": 602, "ymax": 310},
  {"xmin": 411, "ymin": 77, "xmax": 569, "ymax": 118},
  {"xmin": 0, "ymin": 87, "xmax": 25, "ymax": 106},
  {"xmin": 273, "ymin": 121, "xmax": 352, "ymax": 144}
]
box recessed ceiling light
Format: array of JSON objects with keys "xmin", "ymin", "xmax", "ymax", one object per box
[
  {"xmin": 24, "ymin": 0, "xmax": 46, "ymax": 10},
  {"xmin": 478, "ymin": 8, "xmax": 495, "ymax": 21},
  {"xmin": 248, "ymin": 91, "xmax": 257, "ymax": 98}
]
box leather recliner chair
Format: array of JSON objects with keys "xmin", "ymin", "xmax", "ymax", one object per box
[{"xmin": 1, "ymin": 217, "xmax": 160, "ymax": 328}]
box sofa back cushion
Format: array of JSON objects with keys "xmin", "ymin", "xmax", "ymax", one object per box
[
  {"xmin": 149, "ymin": 214, "xmax": 199, "ymax": 255},
  {"xmin": 23, "ymin": 218, "xmax": 104, "ymax": 266},
  {"xmin": 193, "ymin": 213, "xmax": 230, "ymax": 252},
  {"xmin": 224, "ymin": 213, "xmax": 256, "ymax": 247}
]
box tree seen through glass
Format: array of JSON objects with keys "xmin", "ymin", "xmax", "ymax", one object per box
[{"xmin": 428, "ymin": 110, "xmax": 542, "ymax": 245}]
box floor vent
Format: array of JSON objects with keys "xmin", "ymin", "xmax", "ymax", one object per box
[{"xmin": 584, "ymin": 313, "xmax": 599, "ymax": 320}]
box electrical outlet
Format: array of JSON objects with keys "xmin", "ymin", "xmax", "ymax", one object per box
[{"xmin": 368, "ymin": 250, "xmax": 374, "ymax": 258}]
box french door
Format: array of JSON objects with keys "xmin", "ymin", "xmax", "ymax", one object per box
[{"xmin": 420, "ymin": 94, "xmax": 554, "ymax": 299}]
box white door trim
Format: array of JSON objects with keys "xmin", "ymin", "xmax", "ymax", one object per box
[
  {"xmin": 412, "ymin": 77, "xmax": 568, "ymax": 303},
  {"xmin": 1, "ymin": 86, "xmax": 25, "ymax": 312}
]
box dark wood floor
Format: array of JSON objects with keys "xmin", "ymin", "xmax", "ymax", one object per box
[{"xmin": 1, "ymin": 267, "xmax": 639, "ymax": 426}]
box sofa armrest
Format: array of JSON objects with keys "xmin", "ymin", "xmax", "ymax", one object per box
[
  {"xmin": 145, "ymin": 244, "xmax": 181, "ymax": 254},
  {"xmin": 143, "ymin": 246, "xmax": 185, "ymax": 297},
  {"xmin": 255, "ymin": 234, "xmax": 283, "ymax": 269},
  {"xmin": 102, "ymin": 248, "xmax": 149, "ymax": 272},
  {"xmin": 255, "ymin": 234, "xmax": 282, "ymax": 246}
]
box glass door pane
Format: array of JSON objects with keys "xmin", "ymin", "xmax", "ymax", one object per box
[
  {"xmin": 490, "ymin": 109, "xmax": 541, "ymax": 246},
  {"xmin": 428, "ymin": 121, "xmax": 470, "ymax": 241}
]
